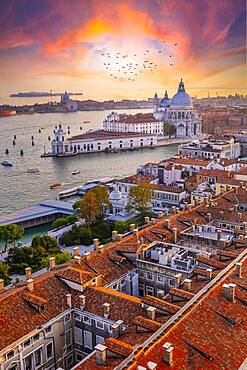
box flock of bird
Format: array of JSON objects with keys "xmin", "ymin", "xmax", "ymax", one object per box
[{"xmin": 100, "ymin": 41, "xmax": 178, "ymax": 82}]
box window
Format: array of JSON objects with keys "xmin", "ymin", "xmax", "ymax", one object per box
[
  {"xmin": 76, "ymin": 353, "xmax": 83, "ymax": 362},
  {"xmin": 33, "ymin": 333, "xmax": 40, "ymax": 342},
  {"xmin": 45, "ymin": 326, "xmax": 52, "ymax": 334},
  {"xmin": 66, "ymin": 355, "xmax": 73, "ymax": 367},
  {"xmin": 96, "ymin": 335, "xmax": 105, "ymax": 345},
  {"xmin": 8, "ymin": 365, "xmax": 17, "ymax": 370},
  {"xmin": 104, "ymin": 323, "xmax": 112, "ymax": 332},
  {"xmin": 83, "ymin": 316, "xmax": 91, "ymax": 325},
  {"xmin": 74, "ymin": 313, "xmax": 81, "ymax": 321},
  {"xmin": 96, "ymin": 321, "xmax": 104, "ymax": 329},
  {"xmin": 65, "ymin": 330, "xmax": 72, "ymax": 352},
  {"xmin": 23, "ymin": 339, "xmax": 31, "ymax": 349},
  {"xmin": 147, "ymin": 272, "xmax": 153, "ymax": 280},
  {"xmin": 64, "ymin": 313, "xmax": 71, "ymax": 323},
  {"xmin": 157, "ymin": 275, "xmax": 164, "ymax": 283},
  {"xmin": 7, "ymin": 351, "xmax": 14, "ymax": 360},
  {"xmin": 46, "ymin": 342, "xmax": 53, "ymax": 361},
  {"xmin": 83, "ymin": 331, "xmax": 92, "ymax": 349},
  {"xmin": 146, "ymin": 286, "xmax": 154, "ymax": 295},
  {"xmin": 24, "ymin": 355, "xmax": 32, "ymax": 370},
  {"xmin": 34, "ymin": 348, "xmax": 42, "ymax": 369},
  {"xmin": 75, "ymin": 327, "xmax": 83, "ymax": 345}
]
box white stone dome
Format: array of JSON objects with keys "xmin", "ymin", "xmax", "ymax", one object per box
[{"xmin": 110, "ymin": 189, "xmax": 122, "ymax": 200}]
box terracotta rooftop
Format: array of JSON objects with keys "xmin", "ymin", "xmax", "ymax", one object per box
[
  {"xmin": 132, "ymin": 316, "xmax": 162, "ymax": 331},
  {"xmin": 142, "ymin": 295, "xmax": 180, "ymax": 314},
  {"xmin": 68, "ymin": 130, "xmax": 154, "ymax": 141},
  {"xmin": 118, "ymin": 174, "xmax": 157, "ymax": 184},
  {"xmin": 55, "ymin": 266, "xmax": 97, "ymax": 285}
]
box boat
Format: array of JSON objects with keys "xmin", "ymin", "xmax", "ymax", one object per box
[
  {"xmin": 50, "ymin": 183, "xmax": 61, "ymax": 189},
  {"xmin": 72, "ymin": 170, "xmax": 80, "ymax": 175},
  {"xmin": 40, "ymin": 125, "xmax": 48, "ymax": 129},
  {"xmin": 59, "ymin": 187, "xmax": 78, "ymax": 199},
  {"xmin": 2, "ymin": 160, "xmax": 13, "ymax": 167},
  {"xmin": 27, "ymin": 168, "xmax": 40, "ymax": 173},
  {"xmin": 83, "ymin": 120, "xmax": 90, "ymax": 123}
]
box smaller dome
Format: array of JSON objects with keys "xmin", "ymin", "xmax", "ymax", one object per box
[
  {"xmin": 110, "ymin": 189, "xmax": 122, "ymax": 201},
  {"xmin": 160, "ymin": 90, "xmax": 170, "ymax": 107}
]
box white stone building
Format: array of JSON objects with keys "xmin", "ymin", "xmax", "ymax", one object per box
[
  {"xmin": 50, "ymin": 126, "xmax": 157, "ymax": 156},
  {"xmin": 154, "ymin": 79, "xmax": 202, "ymax": 138}
]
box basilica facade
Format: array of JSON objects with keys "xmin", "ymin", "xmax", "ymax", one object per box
[{"xmin": 153, "ymin": 79, "xmax": 202, "ymax": 138}]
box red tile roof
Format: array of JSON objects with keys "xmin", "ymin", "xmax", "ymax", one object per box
[{"xmin": 142, "ymin": 295, "xmax": 180, "ymax": 314}]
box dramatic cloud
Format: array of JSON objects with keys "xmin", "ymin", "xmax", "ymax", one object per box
[{"xmin": 0, "ymin": 0, "xmax": 246, "ymax": 101}]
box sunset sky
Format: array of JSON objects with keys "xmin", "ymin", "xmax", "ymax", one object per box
[{"xmin": 0, "ymin": 0, "xmax": 246, "ymax": 102}]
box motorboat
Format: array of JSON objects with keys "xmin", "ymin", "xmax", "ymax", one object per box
[
  {"xmin": 50, "ymin": 183, "xmax": 61, "ymax": 189},
  {"xmin": 2, "ymin": 160, "xmax": 13, "ymax": 167},
  {"xmin": 83, "ymin": 120, "xmax": 90, "ymax": 123},
  {"xmin": 59, "ymin": 187, "xmax": 78, "ymax": 199},
  {"xmin": 72, "ymin": 170, "xmax": 80, "ymax": 175},
  {"xmin": 27, "ymin": 168, "xmax": 40, "ymax": 173}
]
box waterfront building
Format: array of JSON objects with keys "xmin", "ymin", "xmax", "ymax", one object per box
[
  {"xmin": 50, "ymin": 126, "xmax": 157, "ymax": 156},
  {"xmin": 103, "ymin": 79, "xmax": 202, "ymax": 138},
  {"xmin": 178, "ymin": 136, "xmax": 241, "ymax": 159},
  {"xmin": 0, "ymin": 187, "xmax": 247, "ymax": 369},
  {"xmin": 60, "ymin": 91, "xmax": 78, "ymax": 112}
]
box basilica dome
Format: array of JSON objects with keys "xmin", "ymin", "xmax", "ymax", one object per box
[
  {"xmin": 160, "ymin": 90, "xmax": 170, "ymax": 107},
  {"xmin": 171, "ymin": 79, "xmax": 192, "ymax": 107}
]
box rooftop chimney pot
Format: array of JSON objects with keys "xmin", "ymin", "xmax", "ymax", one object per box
[
  {"xmin": 73, "ymin": 247, "xmax": 79, "ymax": 257},
  {"xmin": 66, "ymin": 293, "xmax": 72, "ymax": 308},
  {"xmin": 49, "ymin": 257, "xmax": 56, "ymax": 271},
  {"xmin": 25, "ymin": 267, "xmax": 32, "ymax": 280}
]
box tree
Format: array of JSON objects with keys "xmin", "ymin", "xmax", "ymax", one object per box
[
  {"xmin": 32, "ymin": 235, "xmax": 59, "ymax": 255},
  {"xmin": 0, "ymin": 224, "xmax": 24, "ymax": 252},
  {"xmin": 75, "ymin": 192, "xmax": 101, "ymax": 225},
  {"xmin": 55, "ymin": 251, "xmax": 71, "ymax": 265},
  {"xmin": 164, "ymin": 122, "xmax": 176, "ymax": 138},
  {"xmin": 0, "ymin": 262, "xmax": 10, "ymax": 285},
  {"xmin": 114, "ymin": 220, "xmax": 128, "ymax": 233},
  {"xmin": 90, "ymin": 186, "xmax": 110, "ymax": 214},
  {"xmin": 127, "ymin": 183, "xmax": 153, "ymax": 219}
]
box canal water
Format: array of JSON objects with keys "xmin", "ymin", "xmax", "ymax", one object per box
[{"xmin": 0, "ymin": 109, "xmax": 179, "ymax": 216}]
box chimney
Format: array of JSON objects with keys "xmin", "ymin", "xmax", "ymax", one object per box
[
  {"xmin": 79, "ymin": 295, "xmax": 86, "ymax": 310},
  {"xmin": 144, "ymin": 216, "xmax": 150, "ymax": 224},
  {"xmin": 112, "ymin": 322, "xmax": 121, "ymax": 338},
  {"xmin": 130, "ymin": 223, "xmax": 136, "ymax": 232},
  {"xmin": 157, "ymin": 289, "xmax": 164, "ymax": 299},
  {"xmin": 49, "ymin": 257, "xmax": 56, "ymax": 271},
  {"xmin": 98, "ymin": 245, "xmax": 105, "ymax": 254},
  {"xmin": 151, "ymin": 218, "xmax": 156, "ymax": 224},
  {"xmin": 158, "ymin": 211, "xmax": 163, "ymax": 219},
  {"xmin": 103, "ymin": 303, "xmax": 110, "ymax": 319},
  {"xmin": 206, "ymin": 268, "xmax": 212, "ymax": 280},
  {"xmin": 0, "ymin": 279, "xmax": 4, "ymax": 293},
  {"xmin": 84, "ymin": 251, "xmax": 91, "ymax": 261},
  {"xmin": 25, "ymin": 267, "xmax": 32, "ymax": 280},
  {"xmin": 93, "ymin": 238, "xmax": 99, "ymax": 251},
  {"xmin": 236, "ymin": 262, "xmax": 242, "ymax": 278},
  {"xmin": 164, "ymin": 208, "xmax": 169, "ymax": 216},
  {"xmin": 112, "ymin": 231, "xmax": 118, "ymax": 241},
  {"xmin": 164, "ymin": 219, "xmax": 170, "ymax": 229},
  {"xmin": 66, "ymin": 293, "xmax": 72, "ymax": 308},
  {"xmin": 243, "ymin": 222, "xmax": 247, "ymax": 230},
  {"xmin": 176, "ymin": 207, "xmax": 180, "ymax": 214},
  {"xmin": 27, "ymin": 278, "xmax": 34, "ymax": 292},
  {"xmin": 95, "ymin": 344, "xmax": 107, "ymax": 366},
  {"xmin": 172, "ymin": 206, "xmax": 176, "ymax": 214},
  {"xmin": 74, "ymin": 255, "xmax": 81, "ymax": 266},
  {"xmin": 163, "ymin": 342, "xmax": 174, "ymax": 366},
  {"xmin": 147, "ymin": 362, "xmax": 158, "ymax": 370},
  {"xmin": 73, "ymin": 247, "xmax": 79, "ymax": 257},
  {"xmin": 134, "ymin": 229, "xmax": 139, "ymax": 238},
  {"xmin": 219, "ymin": 211, "xmax": 224, "ymax": 219},
  {"xmin": 223, "ymin": 283, "xmax": 236, "ymax": 302},
  {"xmin": 207, "ymin": 212, "xmax": 212, "ymax": 222},
  {"xmin": 173, "ymin": 228, "xmax": 177, "ymax": 243},
  {"xmin": 147, "ymin": 306, "xmax": 156, "ymax": 320},
  {"xmin": 188, "ymin": 204, "xmax": 193, "ymax": 211},
  {"xmin": 183, "ymin": 278, "xmax": 192, "ymax": 292}
]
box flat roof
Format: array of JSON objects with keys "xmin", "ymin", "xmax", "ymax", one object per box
[{"xmin": 0, "ymin": 200, "xmax": 74, "ymax": 225}]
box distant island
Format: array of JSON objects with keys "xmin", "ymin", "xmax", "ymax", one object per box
[{"xmin": 10, "ymin": 91, "xmax": 83, "ymax": 98}]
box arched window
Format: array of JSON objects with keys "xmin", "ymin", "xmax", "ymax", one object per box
[
  {"xmin": 182, "ymin": 112, "xmax": 185, "ymax": 119},
  {"xmin": 178, "ymin": 112, "xmax": 181, "ymax": 119}
]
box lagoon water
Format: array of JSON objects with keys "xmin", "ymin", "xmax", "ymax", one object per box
[{"xmin": 0, "ymin": 109, "xmax": 178, "ymax": 215}]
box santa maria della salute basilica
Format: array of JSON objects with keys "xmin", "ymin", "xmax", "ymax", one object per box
[
  {"xmin": 153, "ymin": 79, "xmax": 202, "ymax": 137},
  {"xmin": 103, "ymin": 79, "xmax": 202, "ymax": 139}
]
